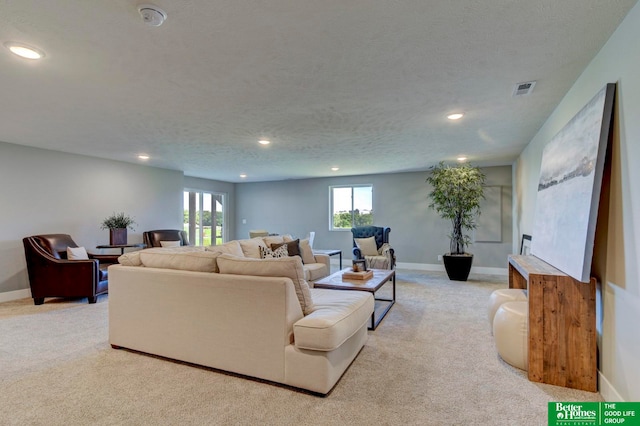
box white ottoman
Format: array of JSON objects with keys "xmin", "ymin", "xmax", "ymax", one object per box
[
  {"xmin": 493, "ymin": 301, "xmax": 528, "ymax": 370},
  {"xmin": 488, "ymin": 288, "xmax": 527, "ymax": 327}
]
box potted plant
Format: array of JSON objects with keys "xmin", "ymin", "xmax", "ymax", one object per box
[
  {"xmin": 100, "ymin": 212, "xmax": 136, "ymax": 245},
  {"xmin": 426, "ymin": 161, "xmax": 485, "ymax": 281}
]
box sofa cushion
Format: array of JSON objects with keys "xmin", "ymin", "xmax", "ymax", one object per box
[
  {"xmin": 139, "ymin": 250, "xmax": 220, "ymax": 273},
  {"xmin": 294, "ymin": 289, "xmax": 374, "ymax": 351},
  {"xmin": 260, "ymin": 244, "xmax": 288, "ymax": 259},
  {"xmin": 303, "ymin": 263, "xmax": 328, "ymax": 282},
  {"xmin": 271, "ymin": 239, "xmax": 301, "ymax": 258},
  {"xmin": 355, "ymin": 236, "xmax": 379, "ymax": 256},
  {"xmin": 238, "ymin": 238, "xmax": 268, "ymax": 259},
  {"xmin": 216, "ymin": 254, "xmax": 315, "ymax": 315},
  {"xmin": 205, "ymin": 240, "xmax": 244, "ymax": 258}
]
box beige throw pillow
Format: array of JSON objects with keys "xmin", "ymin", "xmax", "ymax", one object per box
[
  {"xmin": 262, "ymin": 235, "xmax": 284, "ymax": 246},
  {"xmin": 216, "ymin": 254, "xmax": 315, "ymax": 315},
  {"xmin": 67, "ymin": 246, "xmax": 89, "ymax": 260},
  {"xmin": 298, "ymin": 239, "xmax": 316, "ymax": 264},
  {"xmin": 238, "ymin": 238, "xmax": 267, "ymax": 259},
  {"xmin": 355, "ymin": 236, "xmax": 379, "ymax": 256},
  {"xmin": 205, "ymin": 240, "xmax": 244, "ymax": 257}
]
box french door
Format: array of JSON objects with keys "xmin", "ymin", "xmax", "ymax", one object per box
[{"xmin": 183, "ymin": 190, "xmax": 226, "ymax": 246}]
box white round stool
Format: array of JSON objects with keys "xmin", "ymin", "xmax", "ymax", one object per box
[
  {"xmin": 493, "ymin": 301, "xmax": 528, "ymax": 370},
  {"xmin": 488, "ymin": 288, "xmax": 527, "ymax": 327}
]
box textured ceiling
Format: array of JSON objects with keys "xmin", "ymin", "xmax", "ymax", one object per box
[{"xmin": 0, "ymin": 1, "xmax": 637, "ymax": 182}]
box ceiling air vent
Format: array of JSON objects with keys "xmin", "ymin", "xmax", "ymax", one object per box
[{"xmin": 512, "ymin": 81, "xmax": 536, "ymax": 97}]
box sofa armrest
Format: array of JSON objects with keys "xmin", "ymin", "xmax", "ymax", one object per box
[
  {"xmin": 313, "ymin": 253, "xmax": 330, "ymax": 269},
  {"xmin": 352, "ymin": 247, "xmax": 362, "ymax": 259},
  {"xmin": 294, "ymin": 289, "xmax": 374, "ymax": 351}
]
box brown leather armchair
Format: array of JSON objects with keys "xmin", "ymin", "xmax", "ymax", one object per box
[
  {"xmin": 23, "ymin": 234, "xmax": 112, "ymax": 305},
  {"xmin": 142, "ymin": 229, "xmax": 190, "ymax": 247}
]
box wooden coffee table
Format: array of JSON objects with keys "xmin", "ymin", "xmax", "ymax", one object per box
[{"xmin": 313, "ymin": 268, "xmax": 396, "ymax": 330}]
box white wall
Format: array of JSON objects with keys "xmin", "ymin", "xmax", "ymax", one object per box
[
  {"xmin": 514, "ymin": 2, "xmax": 640, "ymax": 401},
  {"xmin": 0, "ymin": 141, "xmax": 184, "ymax": 299}
]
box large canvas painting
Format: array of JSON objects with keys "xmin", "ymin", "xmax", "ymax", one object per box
[{"xmin": 530, "ymin": 83, "xmax": 615, "ymax": 282}]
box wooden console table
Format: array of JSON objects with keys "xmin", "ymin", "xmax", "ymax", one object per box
[{"xmin": 509, "ymin": 255, "xmax": 597, "ymax": 392}]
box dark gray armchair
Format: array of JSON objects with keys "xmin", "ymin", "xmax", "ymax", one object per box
[{"xmin": 351, "ymin": 226, "xmax": 396, "ymax": 269}]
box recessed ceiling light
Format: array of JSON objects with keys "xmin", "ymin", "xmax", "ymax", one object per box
[
  {"xmin": 258, "ymin": 139, "xmax": 270, "ymax": 145},
  {"xmin": 137, "ymin": 154, "xmax": 150, "ymax": 160},
  {"xmin": 457, "ymin": 156, "xmax": 468, "ymax": 162},
  {"xmin": 447, "ymin": 113, "xmax": 464, "ymax": 120},
  {"xmin": 331, "ymin": 167, "xmax": 339, "ymax": 171},
  {"xmin": 4, "ymin": 42, "xmax": 45, "ymax": 59},
  {"xmin": 240, "ymin": 174, "xmax": 247, "ymax": 178}
]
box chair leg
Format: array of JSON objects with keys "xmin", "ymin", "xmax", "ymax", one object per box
[
  {"xmin": 33, "ymin": 297, "xmax": 44, "ymax": 305},
  {"xmin": 88, "ymin": 296, "xmax": 97, "ymax": 304}
]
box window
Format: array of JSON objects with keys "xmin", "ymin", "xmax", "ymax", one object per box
[
  {"xmin": 183, "ymin": 190, "xmax": 226, "ymax": 246},
  {"xmin": 330, "ymin": 185, "xmax": 373, "ymax": 230}
]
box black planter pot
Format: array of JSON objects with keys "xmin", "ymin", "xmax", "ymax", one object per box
[{"xmin": 443, "ymin": 253, "xmax": 473, "ymax": 281}]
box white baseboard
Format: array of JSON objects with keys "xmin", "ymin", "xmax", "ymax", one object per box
[
  {"xmin": 331, "ymin": 259, "xmax": 508, "ymax": 276},
  {"xmin": 0, "ymin": 288, "xmax": 31, "ymax": 303},
  {"xmin": 599, "ymin": 370, "xmax": 624, "ymax": 401}
]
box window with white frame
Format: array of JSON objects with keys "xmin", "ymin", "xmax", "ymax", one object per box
[
  {"xmin": 183, "ymin": 190, "xmax": 226, "ymax": 246},
  {"xmin": 329, "ymin": 185, "xmax": 373, "ymax": 230}
]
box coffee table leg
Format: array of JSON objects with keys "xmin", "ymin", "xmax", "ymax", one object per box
[{"xmin": 370, "ymin": 272, "xmax": 396, "ymax": 330}]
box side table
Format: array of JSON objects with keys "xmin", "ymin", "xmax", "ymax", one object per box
[
  {"xmin": 312, "ymin": 249, "xmax": 342, "ymax": 269},
  {"xmin": 96, "ymin": 243, "xmax": 146, "ymax": 255}
]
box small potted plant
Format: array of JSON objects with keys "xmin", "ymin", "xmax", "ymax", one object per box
[
  {"xmin": 100, "ymin": 212, "xmax": 136, "ymax": 245},
  {"xmin": 426, "ymin": 161, "xmax": 485, "ymax": 281}
]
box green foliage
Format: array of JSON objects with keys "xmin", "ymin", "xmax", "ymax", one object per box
[
  {"xmin": 100, "ymin": 212, "xmax": 136, "ymax": 230},
  {"xmin": 332, "ymin": 210, "xmax": 373, "ymax": 229},
  {"xmin": 426, "ymin": 162, "xmax": 485, "ymax": 255},
  {"xmin": 183, "ymin": 210, "xmax": 223, "ymax": 227}
]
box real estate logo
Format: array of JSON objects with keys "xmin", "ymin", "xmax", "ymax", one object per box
[
  {"xmin": 548, "ymin": 402, "xmax": 640, "ymax": 426},
  {"xmin": 551, "ymin": 402, "xmax": 597, "ymax": 424}
]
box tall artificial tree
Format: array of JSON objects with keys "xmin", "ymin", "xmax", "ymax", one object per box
[{"xmin": 426, "ymin": 162, "xmax": 485, "ymax": 255}]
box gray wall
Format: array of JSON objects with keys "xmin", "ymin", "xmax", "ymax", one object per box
[
  {"xmin": 514, "ymin": 2, "xmax": 640, "ymax": 402},
  {"xmin": 235, "ymin": 165, "xmax": 512, "ymax": 270},
  {"xmin": 0, "ymin": 141, "xmax": 184, "ymax": 298}
]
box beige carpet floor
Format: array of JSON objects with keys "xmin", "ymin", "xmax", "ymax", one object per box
[{"xmin": 0, "ymin": 270, "xmax": 602, "ymax": 425}]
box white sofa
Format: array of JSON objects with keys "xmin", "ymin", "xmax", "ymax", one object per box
[
  {"xmin": 212, "ymin": 235, "xmax": 331, "ymax": 284},
  {"xmin": 109, "ymin": 248, "xmax": 374, "ymax": 394}
]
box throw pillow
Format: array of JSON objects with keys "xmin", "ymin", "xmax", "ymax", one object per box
[
  {"xmin": 205, "ymin": 240, "xmax": 244, "ymax": 257},
  {"xmin": 260, "ymin": 244, "xmax": 288, "ymax": 259},
  {"xmin": 262, "ymin": 235, "xmax": 284, "ymax": 246},
  {"xmin": 354, "ymin": 236, "xmax": 378, "ymax": 256},
  {"xmin": 238, "ymin": 238, "xmax": 267, "ymax": 259},
  {"xmin": 216, "ymin": 254, "xmax": 315, "ymax": 315},
  {"xmin": 298, "ymin": 239, "xmax": 316, "ymax": 264},
  {"xmin": 118, "ymin": 251, "xmax": 142, "ymax": 266},
  {"xmin": 160, "ymin": 240, "xmax": 181, "ymax": 248},
  {"xmin": 271, "ymin": 239, "xmax": 301, "ymax": 258},
  {"xmin": 67, "ymin": 246, "xmax": 89, "ymax": 260}
]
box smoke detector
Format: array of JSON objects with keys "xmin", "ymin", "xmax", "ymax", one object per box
[
  {"xmin": 138, "ymin": 4, "xmax": 167, "ymax": 27},
  {"xmin": 512, "ymin": 81, "xmax": 536, "ymax": 97}
]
